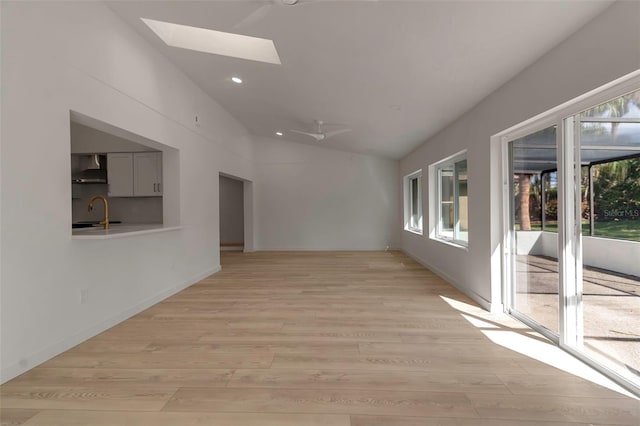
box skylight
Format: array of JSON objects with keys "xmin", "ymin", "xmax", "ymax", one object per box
[{"xmin": 141, "ymin": 18, "xmax": 281, "ymax": 65}]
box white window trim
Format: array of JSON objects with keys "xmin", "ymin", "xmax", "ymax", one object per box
[
  {"xmin": 429, "ymin": 150, "xmax": 468, "ymax": 249},
  {"xmin": 403, "ymin": 169, "xmax": 423, "ymax": 235}
]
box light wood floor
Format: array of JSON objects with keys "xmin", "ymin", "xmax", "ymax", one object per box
[{"xmin": 1, "ymin": 251, "xmax": 638, "ymax": 425}]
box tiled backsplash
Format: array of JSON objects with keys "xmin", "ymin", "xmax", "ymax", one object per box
[{"xmin": 72, "ymin": 184, "xmax": 163, "ymax": 224}]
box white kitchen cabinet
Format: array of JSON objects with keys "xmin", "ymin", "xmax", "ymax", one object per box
[
  {"xmin": 107, "ymin": 153, "xmax": 134, "ymax": 197},
  {"xmin": 107, "ymin": 152, "xmax": 162, "ymax": 197},
  {"xmin": 133, "ymin": 152, "xmax": 162, "ymax": 196}
]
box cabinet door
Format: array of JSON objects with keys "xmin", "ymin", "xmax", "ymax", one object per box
[
  {"xmin": 107, "ymin": 153, "xmax": 133, "ymax": 197},
  {"xmin": 154, "ymin": 152, "xmax": 163, "ymax": 195},
  {"xmin": 134, "ymin": 152, "xmax": 162, "ymax": 196}
]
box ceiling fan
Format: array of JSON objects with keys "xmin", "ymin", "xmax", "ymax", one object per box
[
  {"xmin": 233, "ymin": 0, "xmax": 303, "ymax": 30},
  {"xmin": 231, "ymin": 0, "xmax": 379, "ymax": 30},
  {"xmin": 290, "ymin": 120, "xmax": 352, "ymax": 142}
]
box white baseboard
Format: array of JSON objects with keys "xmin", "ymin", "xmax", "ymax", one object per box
[
  {"xmin": 0, "ymin": 265, "xmax": 221, "ymax": 384},
  {"xmin": 254, "ymin": 246, "xmax": 396, "ymax": 251},
  {"xmin": 402, "ymin": 249, "xmax": 493, "ymax": 312}
]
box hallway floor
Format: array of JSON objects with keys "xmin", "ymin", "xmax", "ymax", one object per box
[{"xmin": 1, "ymin": 251, "xmax": 638, "ymax": 425}]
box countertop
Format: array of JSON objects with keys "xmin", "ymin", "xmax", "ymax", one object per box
[{"xmin": 71, "ymin": 223, "xmax": 182, "ymax": 240}]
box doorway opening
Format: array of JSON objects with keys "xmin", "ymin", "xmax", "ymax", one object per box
[{"xmin": 219, "ymin": 173, "xmax": 253, "ymax": 252}]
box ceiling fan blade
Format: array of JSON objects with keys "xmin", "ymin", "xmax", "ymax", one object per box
[
  {"xmin": 323, "ymin": 128, "xmax": 352, "ymax": 138},
  {"xmin": 290, "ymin": 129, "xmax": 316, "ymax": 137},
  {"xmin": 233, "ymin": 4, "xmax": 272, "ymax": 30},
  {"xmin": 290, "ymin": 129, "xmax": 324, "ymax": 141}
]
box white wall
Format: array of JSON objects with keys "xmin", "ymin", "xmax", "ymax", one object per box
[
  {"xmin": 515, "ymin": 231, "xmax": 544, "ymax": 256},
  {"xmin": 71, "ymin": 122, "xmax": 152, "ymax": 153},
  {"xmin": 254, "ymin": 136, "xmax": 399, "ymax": 250},
  {"xmin": 400, "ymin": 1, "xmax": 640, "ymax": 310},
  {"xmin": 219, "ymin": 175, "xmax": 244, "ymax": 245},
  {"xmin": 583, "ymin": 236, "xmax": 640, "ymax": 278},
  {"xmin": 0, "ymin": 1, "xmax": 254, "ymax": 382},
  {"xmin": 517, "ymin": 231, "xmax": 640, "ymax": 278}
]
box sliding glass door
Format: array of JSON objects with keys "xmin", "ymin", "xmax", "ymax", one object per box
[
  {"xmin": 576, "ymin": 92, "xmax": 640, "ymax": 383},
  {"xmin": 507, "ymin": 125, "xmax": 560, "ymax": 336},
  {"xmin": 505, "ymin": 87, "xmax": 640, "ymax": 393}
]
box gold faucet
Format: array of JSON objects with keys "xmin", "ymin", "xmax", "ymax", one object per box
[{"xmin": 88, "ymin": 195, "xmax": 110, "ymax": 229}]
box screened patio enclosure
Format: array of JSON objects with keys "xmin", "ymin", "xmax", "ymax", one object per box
[
  {"xmin": 512, "ymin": 111, "xmax": 640, "ymax": 241},
  {"xmin": 506, "ymin": 88, "xmax": 640, "ymax": 394}
]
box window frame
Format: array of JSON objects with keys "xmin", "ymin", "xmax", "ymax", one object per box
[
  {"xmin": 429, "ymin": 151, "xmax": 468, "ymax": 248},
  {"xmin": 403, "ymin": 170, "xmax": 423, "ymax": 235}
]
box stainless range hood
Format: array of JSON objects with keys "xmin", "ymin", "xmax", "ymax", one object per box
[{"xmin": 71, "ymin": 154, "xmax": 107, "ymax": 184}]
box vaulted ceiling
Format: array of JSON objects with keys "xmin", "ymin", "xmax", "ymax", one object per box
[{"xmin": 107, "ymin": 0, "xmax": 612, "ymax": 159}]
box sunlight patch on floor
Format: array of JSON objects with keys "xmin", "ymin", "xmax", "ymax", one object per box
[
  {"xmin": 440, "ymin": 295, "xmax": 637, "ymax": 398},
  {"xmin": 482, "ymin": 329, "xmax": 636, "ymax": 398},
  {"xmin": 460, "ymin": 314, "xmax": 499, "ymax": 329}
]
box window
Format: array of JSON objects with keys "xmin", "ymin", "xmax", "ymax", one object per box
[
  {"xmin": 431, "ymin": 153, "xmax": 468, "ymax": 246},
  {"xmin": 404, "ymin": 170, "xmax": 422, "ymax": 234}
]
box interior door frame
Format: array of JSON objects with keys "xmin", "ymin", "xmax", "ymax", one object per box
[{"xmin": 219, "ymin": 172, "xmax": 255, "ymax": 253}]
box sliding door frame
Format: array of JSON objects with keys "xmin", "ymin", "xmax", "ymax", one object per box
[
  {"xmin": 498, "ymin": 70, "xmax": 640, "ymax": 396},
  {"xmin": 502, "ymin": 116, "xmax": 560, "ymax": 344}
]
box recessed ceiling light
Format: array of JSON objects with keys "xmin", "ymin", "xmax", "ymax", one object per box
[
  {"xmin": 231, "ymin": 77, "xmax": 243, "ymax": 84},
  {"xmin": 140, "ymin": 18, "xmax": 282, "ymax": 65},
  {"xmin": 276, "ymin": 131, "xmax": 283, "ymax": 136}
]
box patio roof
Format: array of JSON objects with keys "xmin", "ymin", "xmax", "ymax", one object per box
[{"xmin": 512, "ymin": 118, "xmax": 640, "ymax": 174}]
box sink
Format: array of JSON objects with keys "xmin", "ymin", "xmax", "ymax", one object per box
[
  {"xmin": 72, "ymin": 223, "xmax": 94, "ymax": 229},
  {"xmin": 72, "ymin": 221, "xmax": 122, "ymax": 229}
]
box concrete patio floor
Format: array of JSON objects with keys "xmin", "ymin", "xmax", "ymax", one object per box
[{"xmin": 515, "ymin": 255, "xmax": 639, "ymax": 379}]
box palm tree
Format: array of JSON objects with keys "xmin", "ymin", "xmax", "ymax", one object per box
[
  {"xmin": 582, "ymin": 95, "xmax": 630, "ymax": 141},
  {"xmin": 517, "ymin": 174, "xmax": 533, "ymax": 231},
  {"xmin": 516, "ymin": 126, "xmax": 554, "ymax": 231}
]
